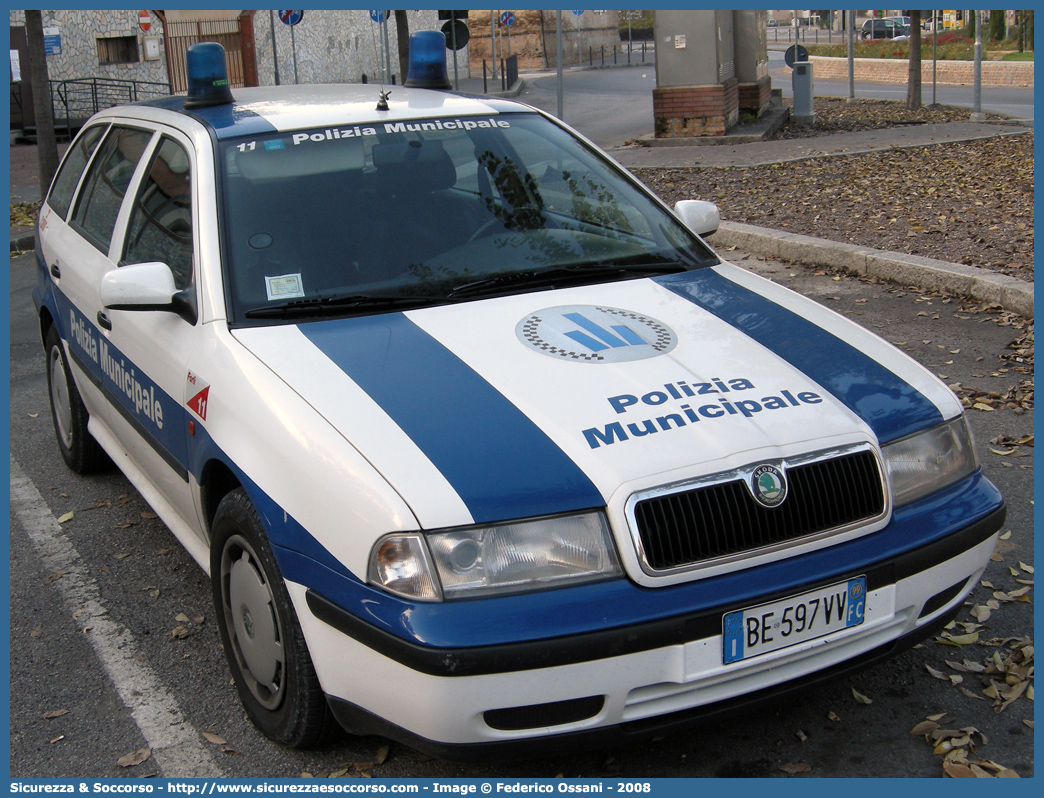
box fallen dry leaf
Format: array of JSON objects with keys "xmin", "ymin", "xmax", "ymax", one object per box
[
  {"xmin": 851, "ymin": 687, "xmax": 872, "ymax": 705},
  {"xmin": 117, "ymin": 748, "xmax": 151, "ymax": 768}
]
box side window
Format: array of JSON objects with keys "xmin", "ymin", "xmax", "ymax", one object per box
[
  {"xmin": 47, "ymin": 124, "xmax": 106, "ymax": 220},
  {"xmin": 123, "ymin": 137, "xmax": 193, "ymax": 291},
  {"xmin": 72, "ymin": 126, "xmax": 152, "ymax": 253}
]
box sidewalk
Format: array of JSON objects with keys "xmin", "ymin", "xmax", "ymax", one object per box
[
  {"xmin": 10, "ymin": 88, "xmax": 1033, "ymax": 317},
  {"xmin": 606, "ymin": 119, "xmax": 1032, "ymax": 169}
]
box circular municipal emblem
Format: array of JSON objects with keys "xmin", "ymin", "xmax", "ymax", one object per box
[
  {"xmin": 751, "ymin": 464, "xmax": 787, "ymax": 508},
  {"xmin": 516, "ymin": 305, "xmax": 677, "ymax": 363}
]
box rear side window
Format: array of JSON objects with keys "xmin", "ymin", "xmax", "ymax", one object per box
[
  {"xmin": 47, "ymin": 124, "xmax": 107, "ymax": 220},
  {"xmin": 72, "ymin": 126, "xmax": 152, "ymax": 253},
  {"xmin": 123, "ymin": 137, "xmax": 194, "ymax": 290}
]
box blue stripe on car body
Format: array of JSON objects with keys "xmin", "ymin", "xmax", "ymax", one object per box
[
  {"xmin": 43, "ymin": 283, "xmax": 1004, "ymax": 650},
  {"xmin": 654, "ymin": 269, "xmax": 944, "ymax": 443},
  {"xmin": 298, "ymin": 313, "xmax": 605, "ymax": 524}
]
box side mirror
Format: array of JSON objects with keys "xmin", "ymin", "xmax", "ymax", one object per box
[
  {"xmin": 674, "ymin": 200, "xmax": 720, "ymax": 238},
  {"xmin": 101, "ymin": 262, "xmax": 197, "ymax": 324}
]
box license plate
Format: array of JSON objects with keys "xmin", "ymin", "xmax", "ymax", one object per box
[{"xmin": 722, "ymin": 576, "xmax": 866, "ymax": 664}]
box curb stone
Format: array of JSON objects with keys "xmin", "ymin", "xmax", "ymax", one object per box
[{"xmin": 714, "ymin": 220, "xmax": 1034, "ymax": 319}]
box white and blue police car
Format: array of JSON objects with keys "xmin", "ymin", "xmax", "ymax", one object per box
[{"xmin": 35, "ymin": 36, "xmax": 1004, "ymax": 758}]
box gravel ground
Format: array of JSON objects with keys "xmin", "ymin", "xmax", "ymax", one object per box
[
  {"xmin": 633, "ymin": 100, "xmax": 1034, "ymax": 281},
  {"xmin": 771, "ymin": 97, "xmax": 1007, "ymax": 138}
]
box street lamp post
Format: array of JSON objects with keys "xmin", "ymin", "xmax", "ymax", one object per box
[{"xmin": 971, "ymin": 9, "xmax": 984, "ymax": 121}]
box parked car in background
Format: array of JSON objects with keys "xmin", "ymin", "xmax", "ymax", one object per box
[{"xmin": 860, "ymin": 18, "xmax": 910, "ymax": 40}]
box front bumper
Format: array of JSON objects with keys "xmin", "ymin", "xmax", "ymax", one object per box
[{"xmin": 292, "ymin": 503, "xmax": 1004, "ymax": 759}]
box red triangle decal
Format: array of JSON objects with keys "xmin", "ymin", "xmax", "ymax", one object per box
[{"xmin": 187, "ymin": 386, "xmax": 210, "ymax": 421}]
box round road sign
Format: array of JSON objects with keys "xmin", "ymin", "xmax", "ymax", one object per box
[
  {"xmin": 442, "ymin": 19, "xmax": 470, "ymax": 50},
  {"xmin": 279, "ymin": 10, "xmax": 304, "ymax": 26},
  {"xmin": 138, "ymin": 10, "xmax": 150, "ymax": 33},
  {"xmin": 500, "ymin": 11, "xmax": 515, "ymax": 27},
  {"xmin": 369, "ymin": 10, "xmax": 388, "ymax": 24},
  {"xmin": 784, "ymin": 44, "xmax": 809, "ymax": 68}
]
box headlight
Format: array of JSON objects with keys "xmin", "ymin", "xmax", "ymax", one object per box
[
  {"xmin": 883, "ymin": 415, "xmax": 979, "ymax": 507},
  {"xmin": 369, "ymin": 512, "xmax": 622, "ymax": 601}
]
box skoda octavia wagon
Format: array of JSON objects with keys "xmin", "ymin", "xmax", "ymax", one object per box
[{"xmin": 34, "ymin": 39, "xmax": 1004, "ymax": 758}]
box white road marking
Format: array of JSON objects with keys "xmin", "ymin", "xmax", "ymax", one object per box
[{"xmin": 10, "ymin": 455, "xmax": 222, "ymax": 778}]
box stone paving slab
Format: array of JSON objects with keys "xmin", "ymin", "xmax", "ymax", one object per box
[{"xmin": 608, "ymin": 120, "xmax": 1032, "ymax": 169}]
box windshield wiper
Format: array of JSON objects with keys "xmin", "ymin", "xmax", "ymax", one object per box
[
  {"xmin": 447, "ymin": 259, "xmax": 692, "ymax": 299},
  {"xmin": 244, "ymin": 292, "xmax": 441, "ymax": 319}
]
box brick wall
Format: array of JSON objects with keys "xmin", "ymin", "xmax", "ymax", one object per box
[
  {"xmin": 807, "ymin": 56, "xmax": 1033, "ymax": 87},
  {"xmin": 738, "ymin": 76, "xmax": 772, "ymax": 113},
  {"xmin": 653, "ymin": 78, "xmax": 739, "ymax": 137}
]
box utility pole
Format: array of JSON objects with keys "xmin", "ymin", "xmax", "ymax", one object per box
[
  {"xmin": 490, "ymin": 10, "xmax": 497, "ymax": 80},
  {"xmin": 556, "ymin": 11, "xmax": 563, "ymax": 120},
  {"xmin": 269, "ymin": 10, "xmax": 280, "ymax": 85},
  {"xmin": 846, "ymin": 10, "xmax": 855, "ymax": 102},
  {"xmin": 25, "ymin": 10, "xmax": 58, "ymax": 197},
  {"xmin": 971, "ymin": 9, "xmax": 984, "ymax": 121}
]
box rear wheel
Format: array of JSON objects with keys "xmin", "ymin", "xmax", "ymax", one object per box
[
  {"xmin": 211, "ymin": 488, "xmax": 336, "ymax": 747},
  {"xmin": 45, "ymin": 324, "xmax": 110, "ymax": 473}
]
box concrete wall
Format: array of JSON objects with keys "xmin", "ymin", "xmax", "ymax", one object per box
[
  {"xmin": 250, "ymin": 10, "xmax": 447, "ymax": 87},
  {"xmin": 10, "ymin": 9, "xmax": 170, "ymax": 86},
  {"xmin": 9, "ymin": 9, "xmax": 456, "ymax": 90},
  {"xmin": 464, "ymin": 10, "xmax": 621, "ymax": 70}
]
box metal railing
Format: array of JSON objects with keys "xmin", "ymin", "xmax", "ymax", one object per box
[
  {"xmin": 49, "ymin": 77, "xmax": 172, "ymax": 134},
  {"xmin": 483, "ymin": 54, "xmax": 519, "ymax": 93}
]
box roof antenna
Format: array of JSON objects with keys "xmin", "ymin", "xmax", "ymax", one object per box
[{"xmin": 369, "ymin": 14, "xmax": 390, "ymax": 111}]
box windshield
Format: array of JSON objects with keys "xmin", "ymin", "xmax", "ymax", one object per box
[{"xmin": 218, "ymin": 111, "xmax": 717, "ymax": 323}]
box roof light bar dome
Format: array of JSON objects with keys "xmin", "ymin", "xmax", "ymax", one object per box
[
  {"xmin": 404, "ymin": 30, "xmax": 452, "ymax": 90},
  {"xmin": 184, "ymin": 42, "xmax": 234, "ymax": 109}
]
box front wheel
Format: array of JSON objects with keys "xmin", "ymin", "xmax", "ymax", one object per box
[
  {"xmin": 210, "ymin": 489, "xmax": 336, "ymax": 747},
  {"xmin": 44, "ymin": 324, "xmax": 110, "ymax": 473}
]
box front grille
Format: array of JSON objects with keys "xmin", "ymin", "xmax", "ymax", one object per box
[{"xmin": 632, "ymin": 449, "xmax": 885, "ymax": 571}]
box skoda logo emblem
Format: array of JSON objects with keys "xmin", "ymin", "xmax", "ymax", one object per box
[
  {"xmin": 242, "ymin": 608, "xmax": 255, "ymax": 638},
  {"xmin": 517, "ymin": 305, "xmax": 677, "ymax": 363},
  {"xmin": 751, "ymin": 464, "xmax": 787, "ymax": 508}
]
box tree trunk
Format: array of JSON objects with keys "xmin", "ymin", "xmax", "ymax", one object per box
[
  {"xmin": 989, "ymin": 10, "xmax": 1005, "ymax": 41},
  {"xmin": 907, "ymin": 11, "xmax": 922, "ymax": 111},
  {"xmin": 394, "ymin": 10, "xmax": 410, "ymax": 84},
  {"xmin": 25, "ymin": 10, "xmax": 59, "ymax": 198}
]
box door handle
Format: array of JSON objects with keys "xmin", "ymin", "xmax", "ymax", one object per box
[
  {"xmin": 49, "ymin": 262, "xmax": 60, "ymax": 279},
  {"xmin": 96, "ymin": 311, "xmax": 111, "ymax": 331}
]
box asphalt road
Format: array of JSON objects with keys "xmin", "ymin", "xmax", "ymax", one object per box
[
  {"xmin": 9, "ymin": 247, "xmax": 1034, "ymax": 779},
  {"xmin": 514, "ymin": 54, "xmax": 1033, "ymax": 151},
  {"xmin": 518, "ymin": 64, "xmax": 657, "ymax": 147}
]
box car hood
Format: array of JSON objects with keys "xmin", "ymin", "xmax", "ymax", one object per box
[{"xmin": 231, "ymin": 265, "xmax": 956, "ymax": 529}]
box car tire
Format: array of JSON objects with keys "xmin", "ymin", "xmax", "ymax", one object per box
[
  {"xmin": 211, "ymin": 488, "xmax": 337, "ymax": 748},
  {"xmin": 45, "ymin": 324, "xmax": 111, "ymax": 474}
]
